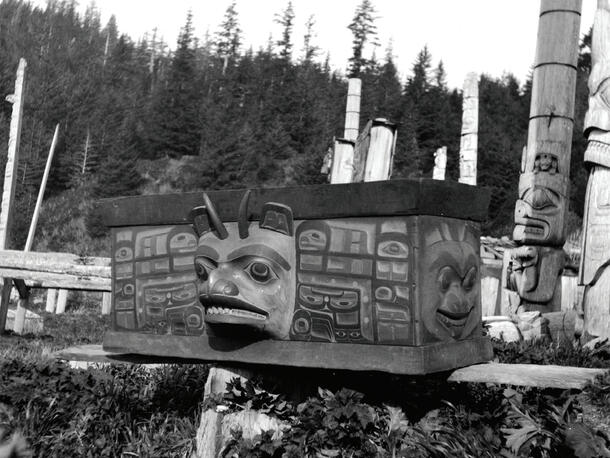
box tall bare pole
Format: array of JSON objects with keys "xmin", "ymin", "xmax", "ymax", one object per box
[
  {"xmin": 459, "ymin": 73, "xmax": 479, "ymax": 185},
  {"xmin": 25, "ymin": 124, "xmax": 59, "ymax": 251},
  {"xmin": 506, "ymin": 0, "xmax": 581, "ymax": 312},
  {"xmin": 344, "ymin": 78, "xmax": 361, "ymax": 141},
  {"xmin": 329, "ymin": 78, "xmax": 362, "ymax": 184},
  {"xmin": 579, "ymin": 0, "xmax": 610, "ymax": 338},
  {"xmin": 13, "ymin": 124, "xmax": 60, "ymax": 333},
  {"xmin": 0, "ymin": 59, "xmax": 27, "ymax": 334}
]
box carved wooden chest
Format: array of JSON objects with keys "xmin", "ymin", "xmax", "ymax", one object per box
[{"xmin": 100, "ymin": 179, "xmax": 493, "ymax": 374}]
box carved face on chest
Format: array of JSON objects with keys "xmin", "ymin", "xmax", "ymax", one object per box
[
  {"xmin": 192, "ymin": 193, "xmax": 295, "ymax": 339},
  {"xmin": 421, "ymin": 226, "xmax": 480, "ymax": 341}
]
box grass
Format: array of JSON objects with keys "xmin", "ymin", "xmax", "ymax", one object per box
[{"xmin": 2, "ymin": 308, "xmax": 610, "ymax": 457}]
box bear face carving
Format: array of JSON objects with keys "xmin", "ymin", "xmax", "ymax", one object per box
[
  {"xmin": 193, "ymin": 194, "xmax": 296, "ymax": 339},
  {"xmin": 420, "ymin": 221, "xmax": 481, "ymax": 342}
]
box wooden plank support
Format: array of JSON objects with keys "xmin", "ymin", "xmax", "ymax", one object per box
[
  {"xmin": 0, "ymin": 58, "xmax": 26, "ymax": 335},
  {"xmin": 45, "ymin": 289, "xmax": 58, "ymax": 313},
  {"xmin": 55, "ymin": 345, "xmax": 606, "ymax": 392},
  {"xmin": 101, "ymin": 292, "xmax": 112, "ymax": 315},
  {"xmin": 55, "ymin": 289, "xmax": 68, "ymax": 314},
  {"xmin": 449, "ymin": 363, "xmax": 606, "ymax": 390}
]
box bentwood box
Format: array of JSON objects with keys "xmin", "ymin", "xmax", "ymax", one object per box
[{"xmin": 99, "ymin": 178, "xmax": 492, "ymax": 374}]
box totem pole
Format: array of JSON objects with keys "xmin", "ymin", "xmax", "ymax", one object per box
[
  {"xmin": 580, "ymin": 0, "xmax": 610, "ymax": 338},
  {"xmin": 506, "ymin": 0, "xmax": 581, "ymax": 312},
  {"xmin": 329, "ymin": 78, "xmax": 361, "ymax": 184},
  {"xmin": 459, "ymin": 72, "xmax": 479, "ymax": 186}
]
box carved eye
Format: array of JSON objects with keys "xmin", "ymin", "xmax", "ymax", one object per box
[
  {"xmin": 145, "ymin": 292, "xmax": 166, "ymax": 303},
  {"xmin": 173, "ymin": 284, "xmax": 197, "ymax": 301},
  {"xmin": 377, "ymin": 240, "xmax": 408, "ymax": 258},
  {"xmin": 522, "ymin": 187, "xmax": 559, "ymax": 211},
  {"xmin": 194, "ymin": 257, "xmax": 216, "ymax": 281},
  {"xmin": 462, "ymin": 267, "xmax": 477, "ymax": 291},
  {"xmin": 246, "ymin": 261, "xmax": 278, "ymax": 284},
  {"xmin": 437, "ymin": 267, "xmax": 454, "ymax": 292}
]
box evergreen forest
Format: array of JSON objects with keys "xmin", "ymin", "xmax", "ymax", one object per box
[{"xmin": 0, "ymin": 0, "xmax": 593, "ymax": 255}]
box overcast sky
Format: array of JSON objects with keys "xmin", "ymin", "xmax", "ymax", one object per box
[{"xmin": 32, "ymin": 0, "xmax": 596, "ymax": 89}]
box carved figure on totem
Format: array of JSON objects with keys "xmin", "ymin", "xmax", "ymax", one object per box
[
  {"xmin": 513, "ymin": 146, "xmax": 569, "ymax": 245},
  {"xmin": 577, "ymin": 0, "xmax": 610, "ymax": 338},
  {"xmin": 420, "ymin": 220, "xmax": 481, "ymax": 341},
  {"xmin": 192, "ymin": 192, "xmax": 296, "ymax": 339},
  {"xmin": 506, "ymin": 246, "xmax": 565, "ymax": 306}
]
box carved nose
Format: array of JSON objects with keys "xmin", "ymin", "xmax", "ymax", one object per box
[{"xmin": 211, "ymin": 279, "xmax": 239, "ymax": 296}]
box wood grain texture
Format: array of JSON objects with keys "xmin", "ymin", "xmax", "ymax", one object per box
[
  {"xmin": 98, "ymin": 179, "xmax": 491, "ymax": 227},
  {"xmin": 0, "ymin": 250, "xmax": 110, "ymax": 276},
  {"xmin": 363, "ymin": 119, "xmax": 396, "ymax": 182},
  {"xmin": 55, "ymin": 289, "xmax": 68, "ymax": 313},
  {"xmin": 579, "ymin": 2, "xmax": 610, "ymax": 339},
  {"xmin": 351, "ymin": 119, "xmax": 372, "ymax": 182},
  {"xmin": 102, "ymin": 331, "xmax": 493, "ymax": 375},
  {"xmin": 329, "ymin": 139, "xmax": 355, "ymax": 184},
  {"xmin": 343, "ymin": 78, "xmax": 361, "ymax": 141},
  {"xmin": 45, "ymin": 289, "xmax": 57, "ymax": 313},
  {"xmin": 449, "ymin": 362, "xmax": 605, "ymax": 390},
  {"xmin": 459, "ymin": 72, "xmax": 478, "ymax": 186},
  {"xmin": 0, "ymin": 59, "xmax": 26, "ymax": 335},
  {"xmin": 0, "ymin": 268, "xmax": 110, "ymax": 291}
]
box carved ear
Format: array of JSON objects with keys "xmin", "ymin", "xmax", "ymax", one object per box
[
  {"xmin": 189, "ymin": 205, "xmax": 210, "ymax": 237},
  {"xmin": 260, "ymin": 203, "xmax": 294, "ymax": 236}
]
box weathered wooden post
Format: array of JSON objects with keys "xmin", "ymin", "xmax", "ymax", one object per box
[
  {"xmin": 101, "ymin": 292, "xmax": 112, "ymax": 315},
  {"xmin": 329, "ymin": 138, "xmax": 356, "ymax": 184},
  {"xmin": 433, "ymin": 146, "xmax": 447, "ymax": 180},
  {"xmin": 579, "ymin": 0, "xmax": 610, "ymax": 338},
  {"xmin": 344, "ymin": 78, "xmax": 361, "ymax": 141},
  {"xmin": 0, "ymin": 59, "xmax": 26, "ymax": 334},
  {"xmin": 363, "ymin": 118, "xmax": 397, "ymax": 182},
  {"xmin": 505, "ymin": 0, "xmax": 581, "ymax": 313},
  {"xmin": 14, "ymin": 124, "xmax": 59, "ymax": 333},
  {"xmin": 45, "ymin": 289, "xmax": 58, "ymax": 313},
  {"xmin": 459, "ymin": 72, "xmax": 479, "ymax": 185},
  {"xmin": 55, "ymin": 289, "xmax": 68, "ymax": 314},
  {"xmin": 329, "ymin": 78, "xmax": 361, "ymax": 184}
]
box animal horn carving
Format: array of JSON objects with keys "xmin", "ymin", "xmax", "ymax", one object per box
[
  {"xmin": 203, "ymin": 193, "xmax": 228, "ymax": 240},
  {"xmin": 238, "ymin": 189, "xmax": 251, "ymax": 239}
]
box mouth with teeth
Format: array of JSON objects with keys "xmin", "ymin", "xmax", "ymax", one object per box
[
  {"xmin": 200, "ymin": 296, "xmax": 268, "ymax": 325},
  {"xmin": 436, "ymin": 307, "xmax": 473, "ymax": 330},
  {"xmin": 514, "ymin": 219, "xmax": 549, "ymax": 239}
]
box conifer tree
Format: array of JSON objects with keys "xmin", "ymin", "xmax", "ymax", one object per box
[
  {"xmin": 275, "ymin": 1, "xmax": 295, "ymax": 61},
  {"xmin": 215, "ymin": 1, "xmax": 241, "ymax": 62},
  {"xmin": 347, "ymin": 0, "xmax": 378, "ymax": 77},
  {"xmin": 301, "ymin": 15, "xmax": 319, "ymax": 64}
]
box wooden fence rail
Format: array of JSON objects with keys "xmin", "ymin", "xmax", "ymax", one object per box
[{"xmin": 0, "ymin": 250, "xmax": 110, "ymax": 292}]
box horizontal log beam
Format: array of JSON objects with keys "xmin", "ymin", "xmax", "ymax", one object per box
[
  {"xmin": 0, "ymin": 250, "xmax": 110, "ymax": 276},
  {"xmin": 0, "ymin": 267, "xmax": 110, "ymax": 291}
]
